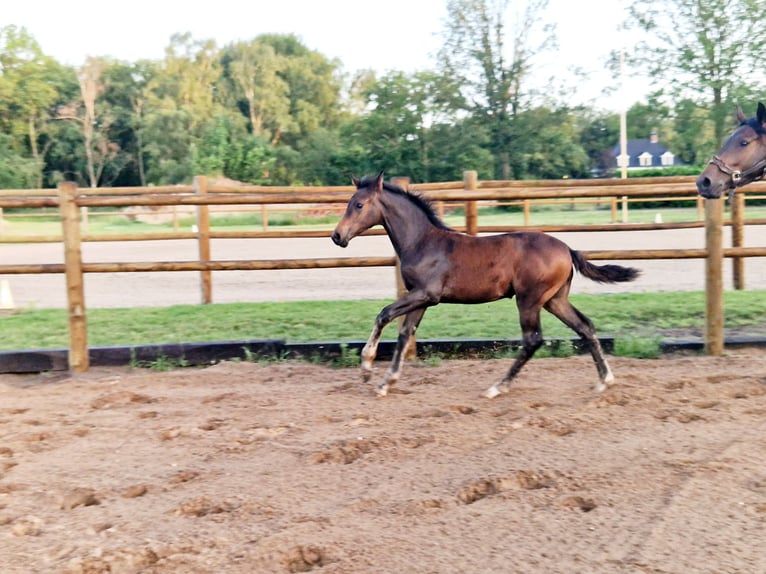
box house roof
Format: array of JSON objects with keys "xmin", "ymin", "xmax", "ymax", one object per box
[{"xmin": 609, "ymin": 138, "xmax": 682, "ymax": 168}]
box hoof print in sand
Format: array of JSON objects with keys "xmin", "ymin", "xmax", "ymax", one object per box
[
  {"xmin": 457, "ymin": 470, "xmax": 555, "ymax": 504},
  {"xmin": 284, "ymin": 545, "xmax": 326, "ymax": 573}
]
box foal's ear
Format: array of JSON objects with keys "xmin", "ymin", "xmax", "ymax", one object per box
[
  {"xmin": 351, "ymin": 175, "xmax": 360, "ymax": 187},
  {"xmin": 736, "ymin": 106, "xmax": 746, "ymax": 123},
  {"xmin": 373, "ymin": 171, "xmax": 385, "ymax": 192},
  {"xmin": 758, "ymin": 102, "xmax": 766, "ymax": 127}
]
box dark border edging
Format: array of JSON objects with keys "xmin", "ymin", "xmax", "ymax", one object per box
[{"xmin": 0, "ymin": 336, "xmax": 764, "ymax": 374}]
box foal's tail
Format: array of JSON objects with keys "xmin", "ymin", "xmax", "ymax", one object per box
[{"xmin": 570, "ymin": 249, "xmax": 641, "ymax": 283}]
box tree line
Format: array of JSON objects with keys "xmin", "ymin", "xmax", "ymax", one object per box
[{"xmin": 2, "ymin": 0, "xmax": 766, "ymax": 189}]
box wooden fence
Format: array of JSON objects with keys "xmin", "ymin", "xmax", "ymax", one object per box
[{"xmin": 1, "ymin": 172, "xmax": 766, "ymax": 372}]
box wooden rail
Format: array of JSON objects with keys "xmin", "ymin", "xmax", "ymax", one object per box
[{"xmin": 1, "ymin": 172, "xmax": 765, "ymax": 370}]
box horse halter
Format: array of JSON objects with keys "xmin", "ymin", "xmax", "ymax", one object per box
[{"xmin": 708, "ymin": 154, "xmax": 766, "ymax": 189}]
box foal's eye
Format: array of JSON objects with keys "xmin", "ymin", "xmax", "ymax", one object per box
[
  {"xmin": 355, "ymin": 202, "xmax": 364, "ymax": 210},
  {"xmin": 740, "ymin": 139, "xmax": 750, "ymax": 147}
]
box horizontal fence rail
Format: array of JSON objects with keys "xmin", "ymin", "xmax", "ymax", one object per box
[{"xmin": 1, "ymin": 172, "xmax": 765, "ymax": 371}]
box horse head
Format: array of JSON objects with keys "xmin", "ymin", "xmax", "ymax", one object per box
[
  {"xmin": 331, "ymin": 171, "xmax": 385, "ymax": 248},
  {"xmin": 696, "ymin": 102, "xmax": 766, "ymax": 198}
]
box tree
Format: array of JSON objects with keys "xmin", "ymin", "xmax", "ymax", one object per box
[
  {"xmin": 142, "ymin": 33, "xmax": 229, "ymax": 184},
  {"xmin": 0, "ymin": 133, "xmax": 38, "ymax": 188},
  {"xmin": 669, "ymin": 98, "xmax": 716, "ymax": 165},
  {"xmin": 510, "ymin": 107, "xmax": 590, "ymax": 179},
  {"xmin": 224, "ymin": 39, "xmax": 289, "ymax": 142},
  {"xmin": 56, "ymin": 57, "xmax": 130, "ymax": 187},
  {"xmin": 259, "ymin": 34, "xmax": 342, "ymax": 142},
  {"xmin": 438, "ymin": 0, "xmax": 554, "ymax": 179},
  {"xmin": 0, "ymin": 25, "xmax": 72, "ymax": 187},
  {"xmin": 341, "ymin": 70, "xmax": 478, "ymax": 182},
  {"xmin": 100, "ymin": 60, "xmax": 158, "ymax": 186},
  {"xmin": 627, "ymin": 0, "xmax": 766, "ymax": 144}
]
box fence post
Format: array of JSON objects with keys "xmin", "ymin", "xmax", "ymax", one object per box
[
  {"xmin": 731, "ymin": 191, "xmax": 745, "ymax": 289},
  {"xmin": 59, "ymin": 181, "xmax": 89, "ymax": 372},
  {"xmin": 704, "ymin": 198, "xmax": 724, "ymax": 355},
  {"xmin": 463, "ymin": 170, "xmax": 478, "ymax": 235},
  {"xmin": 390, "ymin": 176, "xmax": 416, "ymax": 360},
  {"xmin": 194, "ymin": 175, "xmax": 212, "ymax": 304}
]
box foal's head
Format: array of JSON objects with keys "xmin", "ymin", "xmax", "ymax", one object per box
[
  {"xmin": 331, "ymin": 172, "xmax": 387, "ymax": 248},
  {"xmin": 697, "ymin": 102, "xmax": 766, "ymax": 198}
]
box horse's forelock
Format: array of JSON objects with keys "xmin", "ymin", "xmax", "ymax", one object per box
[{"xmin": 741, "ymin": 116, "xmax": 766, "ymax": 135}]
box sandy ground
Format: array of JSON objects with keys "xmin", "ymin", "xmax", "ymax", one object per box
[
  {"xmin": 1, "ymin": 349, "xmax": 766, "ymax": 573},
  {"xmin": 1, "ymin": 226, "xmax": 766, "ymax": 308}
]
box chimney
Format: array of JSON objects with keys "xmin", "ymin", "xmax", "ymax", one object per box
[{"xmin": 650, "ymin": 129, "xmax": 659, "ymax": 144}]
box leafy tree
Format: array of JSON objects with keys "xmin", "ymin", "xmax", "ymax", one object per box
[
  {"xmin": 223, "ymin": 39, "xmax": 290, "ymax": 142},
  {"xmin": 510, "ymin": 107, "xmax": 590, "ymax": 179},
  {"xmin": 0, "ymin": 25, "xmax": 74, "ymax": 187},
  {"xmin": 142, "ymin": 34, "xmax": 228, "ymax": 184},
  {"xmin": 438, "ymin": 0, "xmax": 553, "ymax": 179},
  {"xmin": 56, "ymin": 57, "xmax": 129, "ymax": 187},
  {"xmin": 258, "ymin": 34, "xmax": 342, "ymax": 142},
  {"xmin": 627, "ymin": 0, "xmax": 766, "ymax": 143},
  {"xmin": 574, "ymin": 108, "xmax": 620, "ymax": 176},
  {"xmin": 625, "ymin": 97, "xmax": 671, "ymax": 141},
  {"xmin": 341, "ymin": 70, "xmax": 476, "ymax": 181},
  {"xmin": 155, "ymin": 33, "xmax": 221, "ymax": 128},
  {"xmin": 669, "ymin": 98, "xmax": 716, "ymax": 165},
  {"xmin": 0, "ymin": 133, "xmax": 38, "ymax": 188},
  {"xmin": 101, "ymin": 60, "xmax": 158, "ymax": 186}
]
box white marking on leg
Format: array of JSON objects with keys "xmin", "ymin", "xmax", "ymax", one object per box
[
  {"xmin": 594, "ymin": 363, "xmax": 614, "ymax": 392},
  {"xmin": 361, "ymin": 332, "xmax": 380, "ymax": 380},
  {"xmin": 385, "ymin": 368, "xmax": 399, "ymax": 386},
  {"xmin": 484, "ymin": 384, "xmax": 502, "ymax": 399},
  {"xmin": 593, "ymin": 380, "xmax": 606, "ymax": 393}
]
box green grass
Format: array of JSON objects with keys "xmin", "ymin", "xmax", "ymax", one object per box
[{"xmin": 2, "ymin": 291, "xmax": 765, "ymax": 358}]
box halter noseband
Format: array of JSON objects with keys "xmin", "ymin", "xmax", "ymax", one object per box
[{"xmin": 708, "ymin": 154, "xmax": 766, "ymax": 189}]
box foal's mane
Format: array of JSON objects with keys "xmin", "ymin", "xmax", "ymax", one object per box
[{"xmin": 357, "ymin": 174, "xmax": 452, "ymax": 231}]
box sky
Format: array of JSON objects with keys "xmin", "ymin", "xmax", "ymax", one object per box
[{"xmin": 3, "ymin": 0, "xmax": 647, "ymax": 112}]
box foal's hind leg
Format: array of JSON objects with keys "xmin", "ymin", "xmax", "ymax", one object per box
[
  {"xmin": 544, "ymin": 294, "xmax": 613, "ymax": 392},
  {"xmin": 484, "ymin": 305, "xmax": 544, "ymax": 399},
  {"xmin": 377, "ymin": 308, "xmax": 426, "ymax": 396}
]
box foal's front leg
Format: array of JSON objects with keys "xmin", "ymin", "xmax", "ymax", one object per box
[
  {"xmin": 378, "ymin": 308, "xmax": 426, "ymax": 396},
  {"xmin": 361, "ymin": 292, "xmax": 433, "ymax": 396}
]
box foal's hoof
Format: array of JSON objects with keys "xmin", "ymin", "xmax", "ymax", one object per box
[
  {"xmin": 375, "ymin": 384, "xmax": 389, "ymax": 398},
  {"xmin": 361, "ymin": 368, "xmax": 373, "ymax": 383},
  {"xmin": 593, "ymin": 371, "xmax": 614, "ymax": 393},
  {"xmin": 483, "ymin": 385, "xmax": 503, "ymax": 399}
]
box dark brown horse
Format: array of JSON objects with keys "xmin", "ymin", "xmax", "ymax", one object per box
[
  {"xmin": 697, "ymin": 102, "xmax": 766, "ymax": 198},
  {"xmin": 331, "ymin": 172, "xmax": 641, "ymax": 398}
]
